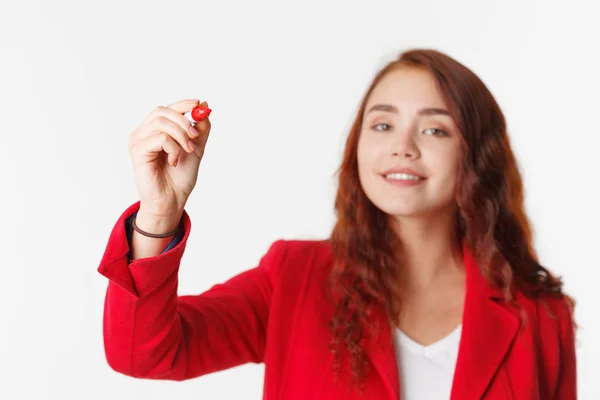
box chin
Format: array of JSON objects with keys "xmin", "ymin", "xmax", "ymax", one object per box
[
  {"xmin": 370, "ymin": 200, "xmax": 429, "ymax": 218},
  {"xmin": 370, "ymin": 197, "xmax": 455, "ymax": 220},
  {"xmin": 383, "ymin": 207, "xmax": 430, "ymax": 219}
]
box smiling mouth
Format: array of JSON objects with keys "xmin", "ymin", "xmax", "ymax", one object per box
[
  {"xmin": 381, "ymin": 173, "xmax": 427, "ymax": 187},
  {"xmin": 383, "ymin": 172, "xmax": 425, "ymax": 181}
]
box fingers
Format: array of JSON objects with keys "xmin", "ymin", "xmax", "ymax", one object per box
[
  {"xmin": 193, "ymin": 101, "xmax": 212, "ymax": 147},
  {"xmin": 143, "ymin": 100, "xmax": 211, "ymax": 140},
  {"xmin": 143, "ymin": 116, "xmax": 197, "ymax": 153},
  {"xmin": 133, "ymin": 132, "xmax": 183, "ymax": 167},
  {"xmin": 166, "ymin": 98, "xmax": 200, "ymax": 114},
  {"xmin": 194, "ymin": 120, "xmax": 211, "ymax": 155},
  {"xmin": 142, "ymin": 105, "xmax": 199, "ymax": 141},
  {"xmin": 131, "ymin": 99, "xmax": 212, "ymax": 164}
]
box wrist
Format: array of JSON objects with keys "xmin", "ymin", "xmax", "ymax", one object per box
[{"xmin": 135, "ymin": 209, "xmax": 182, "ymax": 235}]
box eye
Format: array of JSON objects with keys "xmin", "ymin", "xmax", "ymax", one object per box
[
  {"xmin": 423, "ymin": 127, "xmax": 448, "ymax": 137},
  {"xmin": 372, "ymin": 123, "xmax": 391, "ymax": 132}
]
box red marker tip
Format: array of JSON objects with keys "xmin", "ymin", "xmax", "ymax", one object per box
[{"xmin": 191, "ymin": 105, "xmax": 212, "ymax": 121}]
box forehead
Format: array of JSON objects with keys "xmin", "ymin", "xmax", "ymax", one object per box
[{"xmin": 366, "ymin": 67, "xmax": 447, "ymax": 109}]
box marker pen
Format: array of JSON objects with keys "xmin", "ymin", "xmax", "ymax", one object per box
[{"xmin": 185, "ymin": 105, "xmax": 212, "ymax": 123}]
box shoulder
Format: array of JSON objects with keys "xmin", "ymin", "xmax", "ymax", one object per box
[
  {"xmin": 517, "ymin": 290, "xmax": 574, "ymax": 327},
  {"xmin": 272, "ymin": 238, "xmax": 334, "ymax": 261},
  {"xmin": 260, "ymin": 239, "xmax": 337, "ymax": 314},
  {"xmin": 515, "ymin": 290, "xmax": 576, "ymax": 351},
  {"xmin": 517, "ymin": 292, "xmax": 577, "ymax": 395},
  {"xmin": 539, "ymin": 294, "xmax": 576, "ymax": 342},
  {"xmin": 258, "ymin": 238, "xmax": 335, "ymax": 279}
]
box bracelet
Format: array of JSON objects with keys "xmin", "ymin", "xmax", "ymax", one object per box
[{"xmin": 132, "ymin": 215, "xmax": 180, "ymax": 238}]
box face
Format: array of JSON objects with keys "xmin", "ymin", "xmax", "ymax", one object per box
[{"xmin": 357, "ymin": 67, "xmax": 463, "ymax": 220}]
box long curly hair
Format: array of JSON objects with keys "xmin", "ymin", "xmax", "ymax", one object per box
[{"xmin": 326, "ymin": 48, "xmax": 574, "ymax": 391}]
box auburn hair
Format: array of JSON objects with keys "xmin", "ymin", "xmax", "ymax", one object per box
[{"xmin": 326, "ymin": 48, "xmax": 574, "ymax": 392}]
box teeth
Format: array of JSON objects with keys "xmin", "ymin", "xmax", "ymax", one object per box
[{"xmin": 385, "ymin": 173, "xmax": 422, "ymax": 180}]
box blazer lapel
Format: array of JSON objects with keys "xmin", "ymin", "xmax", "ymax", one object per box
[
  {"xmin": 450, "ymin": 243, "xmax": 520, "ymax": 400},
  {"xmin": 363, "ymin": 320, "xmax": 400, "ymax": 399},
  {"xmin": 360, "ymin": 241, "xmax": 520, "ymax": 400}
]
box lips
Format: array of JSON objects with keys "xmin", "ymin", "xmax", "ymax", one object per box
[{"xmin": 381, "ymin": 167, "xmax": 426, "ymax": 179}]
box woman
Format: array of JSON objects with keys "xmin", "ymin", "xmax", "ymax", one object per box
[{"xmin": 98, "ymin": 49, "xmax": 576, "ymax": 399}]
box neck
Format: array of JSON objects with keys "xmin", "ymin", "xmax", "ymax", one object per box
[{"xmin": 391, "ymin": 208, "xmax": 464, "ymax": 290}]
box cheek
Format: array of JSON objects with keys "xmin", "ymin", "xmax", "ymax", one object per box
[
  {"xmin": 357, "ymin": 134, "xmax": 384, "ymax": 165},
  {"xmin": 426, "ymin": 145, "xmax": 462, "ymax": 190},
  {"xmin": 356, "ymin": 136, "xmax": 374, "ymax": 173},
  {"xmin": 357, "ymin": 140, "xmax": 382, "ymax": 194},
  {"xmin": 426, "ymin": 142, "xmax": 461, "ymax": 171}
]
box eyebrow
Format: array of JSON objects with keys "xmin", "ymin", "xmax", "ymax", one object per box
[{"xmin": 366, "ymin": 104, "xmax": 450, "ymax": 116}]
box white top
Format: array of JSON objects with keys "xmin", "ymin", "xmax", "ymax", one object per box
[{"xmin": 393, "ymin": 324, "xmax": 462, "ymax": 400}]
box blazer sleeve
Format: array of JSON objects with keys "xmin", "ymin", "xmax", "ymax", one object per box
[
  {"xmin": 97, "ymin": 201, "xmax": 288, "ymax": 380},
  {"xmin": 553, "ymin": 299, "xmax": 577, "ymax": 399}
]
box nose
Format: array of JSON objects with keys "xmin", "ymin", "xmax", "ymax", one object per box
[{"xmin": 391, "ymin": 128, "xmax": 419, "ymax": 159}]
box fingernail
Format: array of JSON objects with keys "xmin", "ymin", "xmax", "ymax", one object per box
[
  {"xmin": 189, "ymin": 125, "xmax": 201, "ymax": 138},
  {"xmin": 188, "ymin": 140, "xmax": 197, "ymax": 152}
]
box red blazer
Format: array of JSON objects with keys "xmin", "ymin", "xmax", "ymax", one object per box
[{"xmin": 98, "ymin": 202, "xmax": 577, "ymax": 399}]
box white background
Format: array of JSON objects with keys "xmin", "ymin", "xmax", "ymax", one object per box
[{"xmin": 1, "ymin": 0, "xmax": 598, "ymax": 398}]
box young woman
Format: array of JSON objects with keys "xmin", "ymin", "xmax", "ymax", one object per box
[{"xmin": 98, "ymin": 49, "xmax": 576, "ymax": 399}]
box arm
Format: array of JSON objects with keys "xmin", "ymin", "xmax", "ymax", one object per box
[
  {"xmin": 124, "ymin": 211, "xmax": 184, "ymax": 261},
  {"xmin": 553, "ymin": 299, "xmax": 577, "ymax": 399},
  {"xmin": 97, "ymin": 201, "xmax": 288, "ymax": 380}
]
